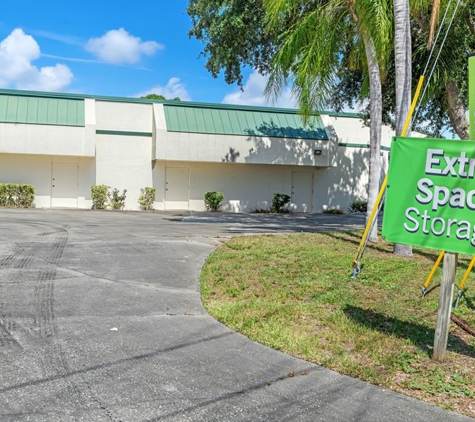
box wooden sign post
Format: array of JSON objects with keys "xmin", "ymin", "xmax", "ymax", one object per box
[{"xmin": 432, "ymin": 252, "xmax": 457, "ymax": 362}]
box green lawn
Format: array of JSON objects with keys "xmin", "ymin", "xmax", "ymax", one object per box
[{"xmin": 200, "ymin": 231, "xmax": 475, "ymax": 418}]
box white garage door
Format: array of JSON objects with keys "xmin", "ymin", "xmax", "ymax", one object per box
[
  {"xmin": 51, "ymin": 162, "xmax": 78, "ymax": 208},
  {"xmin": 165, "ymin": 167, "xmax": 189, "ymax": 210},
  {"xmin": 291, "ymin": 171, "xmax": 314, "ymax": 213}
]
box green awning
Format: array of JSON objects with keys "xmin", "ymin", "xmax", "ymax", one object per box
[
  {"xmin": 164, "ymin": 104, "xmax": 328, "ymax": 140},
  {"xmin": 0, "ymin": 94, "xmax": 85, "ymax": 126}
]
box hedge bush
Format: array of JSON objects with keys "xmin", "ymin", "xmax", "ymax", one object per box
[
  {"xmin": 91, "ymin": 185, "xmax": 130, "ymax": 210},
  {"xmin": 138, "ymin": 187, "xmax": 156, "ymax": 210},
  {"xmin": 348, "ymin": 198, "xmax": 368, "ymax": 213},
  {"xmin": 204, "ymin": 191, "xmax": 224, "ymax": 212},
  {"xmin": 270, "ymin": 193, "xmax": 291, "ymax": 213},
  {"xmin": 0, "ymin": 184, "xmax": 35, "ymax": 208},
  {"xmin": 91, "ymin": 185, "xmax": 109, "ymax": 210},
  {"xmin": 109, "ymin": 188, "xmax": 127, "ymax": 210},
  {"xmin": 323, "ymin": 207, "xmax": 344, "ymax": 214}
]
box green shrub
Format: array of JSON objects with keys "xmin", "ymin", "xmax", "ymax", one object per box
[
  {"xmin": 0, "ymin": 184, "xmax": 35, "ymax": 208},
  {"xmin": 138, "ymin": 187, "xmax": 156, "ymax": 210},
  {"xmin": 204, "ymin": 191, "xmax": 224, "ymax": 212},
  {"xmin": 109, "ymin": 188, "xmax": 127, "ymax": 210},
  {"xmin": 0, "ymin": 184, "xmax": 16, "ymax": 207},
  {"xmin": 323, "ymin": 207, "xmax": 344, "ymax": 214},
  {"xmin": 91, "ymin": 185, "xmax": 109, "ymax": 210},
  {"xmin": 250, "ymin": 207, "xmax": 270, "ymax": 213},
  {"xmin": 270, "ymin": 193, "xmax": 291, "ymax": 213},
  {"xmin": 17, "ymin": 184, "xmax": 35, "ymax": 208},
  {"xmin": 349, "ymin": 198, "xmax": 367, "ymax": 213}
]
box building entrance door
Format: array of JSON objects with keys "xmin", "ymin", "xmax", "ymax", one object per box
[
  {"xmin": 291, "ymin": 171, "xmax": 314, "ymax": 213},
  {"xmin": 51, "ymin": 162, "xmax": 78, "ymax": 208},
  {"xmin": 165, "ymin": 166, "xmax": 189, "ymax": 210}
]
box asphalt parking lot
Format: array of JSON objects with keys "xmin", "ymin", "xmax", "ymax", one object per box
[{"xmin": 0, "ymin": 208, "xmax": 472, "ymax": 421}]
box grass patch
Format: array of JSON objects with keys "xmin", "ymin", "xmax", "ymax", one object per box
[{"xmin": 200, "ymin": 231, "xmax": 475, "ymax": 418}]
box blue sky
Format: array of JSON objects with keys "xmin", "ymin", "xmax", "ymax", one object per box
[{"xmin": 0, "ymin": 1, "xmax": 296, "ymax": 108}]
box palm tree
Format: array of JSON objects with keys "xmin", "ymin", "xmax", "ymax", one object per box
[
  {"xmin": 411, "ymin": 0, "xmax": 471, "ymax": 139},
  {"xmin": 393, "ymin": 0, "xmax": 414, "ymax": 256},
  {"xmin": 428, "ymin": 0, "xmax": 441, "ymax": 48},
  {"xmin": 264, "ymin": 0, "xmax": 392, "ymax": 242}
]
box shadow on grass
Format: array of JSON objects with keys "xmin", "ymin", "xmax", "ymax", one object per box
[
  {"xmin": 321, "ymin": 230, "xmax": 439, "ymax": 261},
  {"xmin": 462, "ymin": 294, "xmax": 475, "ymax": 312},
  {"xmin": 321, "ymin": 231, "xmax": 474, "ymax": 270},
  {"xmin": 423, "ymin": 283, "xmax": 441, "ymax": 298},
  {"xmin": 343, "ymin": 304, "xmax": 475, "ymax": 358}
]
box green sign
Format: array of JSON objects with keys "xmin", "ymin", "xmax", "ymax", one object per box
[
  {"xmin": 383, "ymin": 136, "xmax": 475, "ymax": 254},
  {"xmin": 470, "ymin": 54, "xmax": 475, "ymax": 140}
]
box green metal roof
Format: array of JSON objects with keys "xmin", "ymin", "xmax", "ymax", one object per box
[
  {"xmin": 163, "ymin": 105, "xmax": 328, "ymax": 139},
  {"xmin": 0, "ymin": 94, "xmax": 84, "ymax": 126},
  {"xmin": 0, "ymin": 88, "xmax": 365, "ymax": 121}
]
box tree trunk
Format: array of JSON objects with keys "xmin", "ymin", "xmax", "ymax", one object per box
[
  {"xmin": 394, "ymin": 0, "xmax": 412, "ymax": 136},
  {"xmin": 362, "ymin": 32, "xmax": 382, "ymax": 243},
  {"xmin": 393, "ymin": 0, "xmax": 413, "ymax": 257},
  {"xmin": 428, "ymin": 0, "xmax": 441, "ymax": 49},
  {"xmin": 445, "ymin": 80, "xmax": 469, "ymax": 140}
]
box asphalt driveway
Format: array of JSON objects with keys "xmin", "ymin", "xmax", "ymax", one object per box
[{"xmin": 0, "ymin": 209, "xmax": 472, "ymax": 421}]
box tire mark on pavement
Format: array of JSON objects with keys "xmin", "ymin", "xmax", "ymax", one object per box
[
  {"xmin": 0, "ymin": 243, "xmax": 32, "ymax": 268},
  {"xmin": 0, "ymin": 311, "xmax": 21, "ymax": 349},
  {"xmin": 0, "ymin": 223, "xmax": 120, "ymax": 420},
  {"xmin": 31, "ymin": 225, "xmax": 121, "ymax": 421}
]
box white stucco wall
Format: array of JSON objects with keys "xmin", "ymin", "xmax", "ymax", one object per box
[
  {"xmin": 327, "ymin": 115, "xmax": 426, "ymax": 149},
  {"xmin": 0, "ymin": 153, "xmax": 95, "ymax": 208},
  {"xmin": 152, "ymin": 148, "xmax": 388, "ymax": 215},
  {"xmin": 153, "ymin": 160, "xmax": 320, "ymax": 213},
  {"xmin": 0, "ymin": 153, "xmax": 52, "ymax": 207},
  {"xmin": 0, "ymin": 140, "xmax": 387, "ymax": 213},
  {"xmin": 314, "ymin": 147, "xmax": 369, "ymax": 212},
  {"xmin": 95, "ymin": 134, "xmax": 153, "ymax": 210},
  {"xmin": 155, "ymin": 131, "xmax": 331, "ymax": 167},
  {"xmin": 78, "ymin": 157, "xmax": 96, "ymax": 209},
  {"xmin": 327, "ymin": 115, "xmax": 395, "ymax": 148},
  {"xmin": 95, "ymin": 101, "xmax": 153, "ymax": 133},
  {"xmin": 0, "ymin": 123, "xmax": 94, "ymax": 157},
  {"xmin": 312, "ymin": 146, "xmax": 389, "ymax": 212}
]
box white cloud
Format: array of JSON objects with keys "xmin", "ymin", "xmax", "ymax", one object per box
[
  {"xmin": 85, "ymin": 28, "xmax": 163, "ymax": 65},
  {"xmin": 135, "ymin": 77, "xmax": 191, "ymax": 101},
  {"xmin": 222, "ymin": 70, "xmax": 297, "ymax": 109},
  {"xmin": 18, "ymin": 64, "xmax": 73, "ymax": 91},
  {"xmin": 0, "ymin": 28, "xmax": 73, "ymax": 91}
]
